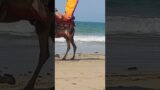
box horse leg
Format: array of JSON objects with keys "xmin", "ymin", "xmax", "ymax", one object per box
[
  {"xmin": 70, "ymin": 36, "xmax": 77, "ymax": 60},
  {"xmin": 24, "ymin": 25, "xmax": 50, "ymax": 90},
  {"xmin": 62, "ymin": 38, "xmax": 71, "ymax": 60}
]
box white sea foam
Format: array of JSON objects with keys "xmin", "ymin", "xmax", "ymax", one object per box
[
  {"xmin": 55, "ymin": 36, "xmax": 105, "ymax": 42},
  {"xmin": 0, "ymin": 21, "xmax": 105, "ymax": 42},
  {"xmin": 107, "ymin": 16, "xmax": 160, "ymax": 35}
]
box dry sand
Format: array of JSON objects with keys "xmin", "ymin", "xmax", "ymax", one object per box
[
  {"xmin": 0, "ymin": 34, "xmax": 105, "ymax": 90},
  {"xmin": 107, "ymin": 73, "xmax": 160, "ymax": 90},
  {"xmin": 0, "ymin": 34, "xmax": 54, "ymax": 90},
  {"xmin": 107, "ymin": 35, "xmax": 160, "ymax": 90},
  {"xmin": 55, "ymin": 54, "xmax": 105, "ymax": 90}
]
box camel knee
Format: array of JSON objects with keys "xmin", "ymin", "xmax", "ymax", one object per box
[
  {"xmin": 74, "ymin": 45, "xmax": 77, "ymax": 50},
  {"xmin": 67, "ymin": 45, "xmax": 71, "ymax": 50},
  {"xmin": 39, "ymin": 53, "xmax": 50, "ymax": 64},
  {"xmin": 72, "ymin": 42, "xmax": 77, "ymax": 50}
]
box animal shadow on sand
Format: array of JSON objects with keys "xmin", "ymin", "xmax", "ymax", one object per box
[
  {"xmin": 56, "ymin": 58, "xmax": 102, "ymax": 61},
  {"xmin": 56, "ymin": 58, "xmax": 81, "ymax": 61},
  {"xmin": 20, "ymin": 87, "xmax": 54, "ymax": 90}
]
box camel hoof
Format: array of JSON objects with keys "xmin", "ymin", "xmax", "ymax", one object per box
[
  {"xmin": 50, "ymin": 87, "xmax": 55, "ymax": 90},
  {"xmin": 70, "ymin": 57, "xmax": 75, "ymax": 60},
  {"xmin": 23, "ymin": 86, "xmax": 34, "ymax": 90},
  {"xmin": 23, "ymin": 88, "xmax": 34, "ymax": 90}
]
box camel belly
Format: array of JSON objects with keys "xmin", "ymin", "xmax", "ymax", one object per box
[
  {"xmin": 0, "ymin": 1, "xmax": 44, "ymax": 22},
  {"xmin": 55, "ymin": 30, "xmax": 68, "ymax": 38}
]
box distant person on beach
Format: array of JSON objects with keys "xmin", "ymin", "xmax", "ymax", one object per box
[{"xmin": 55, "ymin": 0, "xmax": 79, "ymax": 22}]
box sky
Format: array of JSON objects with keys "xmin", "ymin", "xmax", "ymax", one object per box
[{"xmin": 55, "ymin": 0, "xmax": 105, "ymax": 22}]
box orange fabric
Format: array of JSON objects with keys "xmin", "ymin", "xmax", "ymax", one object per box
[{"xmin": 65, "ymin": 0, "xmax": 78, "ymax": 19}]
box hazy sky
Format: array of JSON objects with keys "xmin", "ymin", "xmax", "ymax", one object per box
[{"xmin": 55, "ymin": 0, "xmax": 105, "ymax": 22}]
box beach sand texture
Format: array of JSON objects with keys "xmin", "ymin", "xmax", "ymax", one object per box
[
  {"xmin": 0, "ymin": 34, "xmax": 54, "ymax": 90},
  {"xmin": 55, "ymin": 54, "xmax": 105, "ymax": 90},
  {"xmin": 0, "ymin": 33, "xmax": 105, "ymax": 90},
  {"xmin": 107, "ymin": 35, "xmax": 160, "ymax": 90}
]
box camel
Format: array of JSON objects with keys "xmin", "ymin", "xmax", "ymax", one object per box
[
  {"xmin": 52, "ymin": 11, "xmax": 77, "ymax": 60},
  {"xmin": 0, "ymin": 0, "xmax": 53, "ymax": 89}
]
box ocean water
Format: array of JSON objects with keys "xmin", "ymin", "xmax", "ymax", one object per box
[
  {"xmin": 0, "ymin": 21, "xmax": 105, "ymax": 42},
  {"xmin": 55, "ymin": 21, "xmax": 105, "ymax": 54},
  {"xmin": 55, "ymin": 21, "xmax": 105, "ymax": 42},
  {"xmin": 0, "ymin": 21, "xmax": 105, "ymax": 54}
]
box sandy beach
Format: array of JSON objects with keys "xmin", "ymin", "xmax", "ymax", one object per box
[
  {"xmin": 0, "ymin": 34, "xmax": 54, "ymax": 90},
  {"xmin": 107, "ymin": 35, "xmax": 160, "ymax": 90},
  {"xmin": 107, "ymin": 73, "xmax": 160, "ymax": 90},
  {"xmin": 55, "ymin": 54, "xmax": 105, "ymax": 90},
  {"xmin": 0, "ymin": 32, "xmax": 105, "ymax": 90}
]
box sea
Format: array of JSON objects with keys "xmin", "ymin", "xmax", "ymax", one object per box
[
  {"xmin": 55, "ymin": 21, "xmax": 105, "ymax": 54},
  {"xmin": 0, "ymin": 21, "xmax": 105, "ymax": 55}
]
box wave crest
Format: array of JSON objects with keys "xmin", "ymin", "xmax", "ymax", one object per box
[
  {"xmin": 55, "ymin": 36, "xmax": 105, "ymax": 42},
  {"xmin": 107, "ymin": 16, "xmax": 160, "ymax": 35}
]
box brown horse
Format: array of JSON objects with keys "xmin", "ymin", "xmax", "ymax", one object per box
[
  {"xmin": 0, "ymin": 0, "xmax": 53, "ymax": 90},
  {"xmin": 51, "ymin": 15, "xmax": 77, "ymax": 60}
]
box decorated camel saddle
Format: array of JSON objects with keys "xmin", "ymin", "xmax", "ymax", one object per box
[{"xmin": 55, "ymin": 9, "xmax": 75, "ymax": 30}]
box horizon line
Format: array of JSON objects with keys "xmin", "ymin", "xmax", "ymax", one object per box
[{"xmin": 75, "ymin": 20, "xmax": 105, "ymax": 23}]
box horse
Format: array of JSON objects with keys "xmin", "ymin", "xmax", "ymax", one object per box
[
  {"xmin": 51, "ymin": 12, "xmax": 77, "ymax": 60},
  {"xmin": 0, "ymin": 0, "xmax": 53, "ymax": 89}
]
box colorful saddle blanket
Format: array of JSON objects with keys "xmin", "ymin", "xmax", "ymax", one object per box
[{"xmin": 55, "ymin": 17, "xmax": 75, "ymax": 30}]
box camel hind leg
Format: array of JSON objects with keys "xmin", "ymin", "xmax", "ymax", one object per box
[
  {"xmin": 23, "ymin": 23, "xmax": 50, "ymax": 90},
  {"xmin": 70, "ymin": 27, "xmax": 76, "ymax": 60},
  {"xmin": 70, "ymin": 35, "xmax": 76, "ymax": 60}
]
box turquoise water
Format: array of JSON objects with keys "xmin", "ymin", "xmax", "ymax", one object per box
[
  {"xmin": 55, "ymin": 21, "xmax": 105, "ymax": 54},
  {"xmin": 55, "ymin": 21, "xmax": 105, "ymax": 42},
  {"xmin": 0, "ymin": 21, "xmax": 105, "ymax": 42},
  {"xmin": 75, "ymin": 21, "xmax": 105, "ymax": 36}
]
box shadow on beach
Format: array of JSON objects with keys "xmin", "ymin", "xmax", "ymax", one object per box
[
  {"xmin": 107, "ymin": 86, "xmax": 156, "ymax": 90},
  {"xmin": 19, "ymin": 87, "xmax": 54, "ymax": 90},
  {"xmin": 56, "ymin": 58, "xmax": 103, "ymax": 61},
  {"xmin": 34, "ymin": 87, "xmax": 54, "ymax": 90}
]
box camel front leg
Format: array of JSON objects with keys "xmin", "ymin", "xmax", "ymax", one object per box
[
  {"xmin": 24, "ymin": 27, "xmax": 50, "ymax": 90},
  {"xmin": 71, "ymin": 37, "xmax": 77, "ymax": 60},
  {"xmin": 62, "ymin": 38, "xmax": 70, "ymax": 60}
]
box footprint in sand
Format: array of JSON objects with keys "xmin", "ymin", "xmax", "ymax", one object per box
[
  {"xmin": 65, "ymin": 79, "xmax": 69, "ymax": 81},
  {"xmin": 80, "ymin": 73, "xmax": 84, "ymax": 75},
  {"xmin": 72, "ymin": 83, "xmax": 77, "ymax": 85}
]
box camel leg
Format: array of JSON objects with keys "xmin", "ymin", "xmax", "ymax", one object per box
[
  {"xmin": 23, "ymin": 25, "xmax": 50, "ymax": 90},
  {"xmin": 70, "ymin": 37, "xmax": 77, "ymax": 60},
  {"xmin": 62, "ymin": 38, "xmax": 70, "ymax": 60}
]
